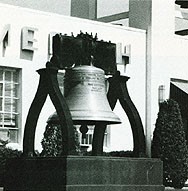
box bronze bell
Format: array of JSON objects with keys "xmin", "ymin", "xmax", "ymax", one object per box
[{"xmin": 47, "ymin": 65, "xmax": 121, "ymax": 125}]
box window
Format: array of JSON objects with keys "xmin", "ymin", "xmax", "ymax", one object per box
[
  {"xmin": 80, "ymin": 131, "xmax": 108, "ymax": 147},
  {"xmin": 81, "ymin": 132, "xmax": 93, "ymax": 146},
  {"xmin": 79, "ymin": 125, "xmax": 109, "ymax": 147},
  {"xmin": 0, "ymin": 67, "xmax": 20, "ymax": 143}
]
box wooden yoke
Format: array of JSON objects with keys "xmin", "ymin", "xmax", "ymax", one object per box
[{"xmin": 22, "ymin": 62, "xmax": 75, "ymax": 157}]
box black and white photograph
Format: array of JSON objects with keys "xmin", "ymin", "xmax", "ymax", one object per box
[{"xmin": 0, "ymin": 0, "xmax": 188, "ymax": 190}]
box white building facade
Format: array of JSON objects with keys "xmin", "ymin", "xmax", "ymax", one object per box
[{"xmin": 0, "ymin": 1, "xmax": 187, "ymax": 155}]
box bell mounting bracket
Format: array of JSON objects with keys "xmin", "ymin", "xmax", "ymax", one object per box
[
  {"xmin": 22, "ymin": 61, "xmax": 76, "ymax": 157},
  {"xmin": 22, "ymin": 32, "xmax": 146, "ymax": 157}
]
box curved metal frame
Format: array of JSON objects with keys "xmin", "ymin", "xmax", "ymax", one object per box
[
  {"xmin": 22, "ymin": 65, "xmax": 145, "ymax": 157},
  {"xmin": 23, "ymin": 63, "xmax": 75, "ymax": 157},
  {"xmin": 92, "ymin": 71, "xmax": 146, "ymax": 157}
]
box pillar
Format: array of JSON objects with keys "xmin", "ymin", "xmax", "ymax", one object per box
[
  {"xmin": 71, "ymin": 0, "xmax": 97, "ymax": 20},
  {"xmin": 129, "ymin": 0, "xmax": 175, "ymax": 157}
]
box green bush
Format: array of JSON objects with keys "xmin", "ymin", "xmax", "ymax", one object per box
[
  {"xmin": 152, "ymin": 99, "xmax": 188, "ymax": 189},
  {"xmin": 0, "ymin": 140, "xmax": 22, "ymax": 186},
  {"xmin": 83, "ymin": 150, "xmax": 134, "ymax": 157},
  {"xmin": 40, "ymin": 124, "xmax": 80, "ymax": 157},
  {"xmin": 107, "ymin": 150, "xmax": 134, "ymax": 157}
]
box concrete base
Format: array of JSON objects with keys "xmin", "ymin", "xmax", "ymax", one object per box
[{"xmin": 4, "ymin": 156, "xmax": 164, "ymax": 191}]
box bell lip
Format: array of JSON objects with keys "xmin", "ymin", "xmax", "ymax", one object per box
[
  {"xmin": 73, "ymin": 120, "xmax": 121, "ymax": 125},
  {"xmin": 47, "ymin": 112, "xmax": 121, "ymax": 125}
]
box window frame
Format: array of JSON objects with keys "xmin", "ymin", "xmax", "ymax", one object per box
[{"xmin": 0, "ymin": 67, "xmax": 20, "ymax": 143}]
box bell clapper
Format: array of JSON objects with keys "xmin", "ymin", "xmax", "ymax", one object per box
[{"xmin": 79, "ymin": 124, "xmax": 89, "ymax": 139}]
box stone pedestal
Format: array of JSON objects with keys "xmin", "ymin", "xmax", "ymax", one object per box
[{"xmin": 4, "ymin": 156, "xmax": 164, "ymax": 191}]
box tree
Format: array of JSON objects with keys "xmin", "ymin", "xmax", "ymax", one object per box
[
  {"xmin": 40, "ymin": 123, "xmax": 80, "ymax": 157},
  {"xmin": 152, "ymin": 99, "xmax": 188, "ymax": 189}
]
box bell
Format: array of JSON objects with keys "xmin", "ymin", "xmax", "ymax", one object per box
[{"xmin": 47, "ymin": 65, "xmax": 121, "ymax": 125}]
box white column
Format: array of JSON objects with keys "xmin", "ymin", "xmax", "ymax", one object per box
[
  {"xmin": 129, "ymin": 0, "xmax": 175, "ymax": 157},
  {"xmin": 71, "ymin": 0, "xmax": 97, "ymax": 20}
]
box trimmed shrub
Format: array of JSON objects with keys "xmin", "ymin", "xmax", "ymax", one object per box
[
  {"xmin": 83, "ymin": 150, "xmax": 134, "ymax": 157},
  {"xmin": 108, "ymin": 150, "xmax": 134, "ymax": 157},
  {"xmin": 0, "ymin": 140, "xmax": 22, "ymax": 186},
  {"xmin": 40, "ymin": 124, "xmax": 80, "ymax": 156},
  {"xmin": 152, "ymin": 99, "xmax": 188, "ymax": 189}
]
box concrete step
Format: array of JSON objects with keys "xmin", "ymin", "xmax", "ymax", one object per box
[
  {"xmin": 165, "ymin": 187, "xmax": 188, "ymax": 191},
  {"xmin": 66, "ymin": 185, "xmax": 164, "ymax": 191}
]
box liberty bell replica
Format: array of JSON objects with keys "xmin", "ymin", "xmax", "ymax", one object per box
[
  {"xmin": 48, "ymin": 32, "xmax": 121, "ymax": 125},
  {"xmin": 48, "ymin": 64, "xmax": 121, "ymax": 125}
]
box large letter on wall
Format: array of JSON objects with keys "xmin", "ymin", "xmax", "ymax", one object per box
[
  {"xmin": 0, "ymin": 24, "xmax": 10, "ymax": 56},
  {"xmin": 21, "ymin": 27, "xmax": 38, "ymax": 51}
]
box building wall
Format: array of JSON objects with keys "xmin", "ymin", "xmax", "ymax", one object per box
[
  {"xmin": 1, "ymin": 1, "xmax": 188, "ymax": 155},
  {"xmin": 0, "ymin": 3, "xmax": 146, "ymax": 152},
  {"xmin": 0, "ymin": 0, "xmax": 71, "ymax": 15},
  {"xmin": 0, "ymin": 0, "xmax": 129, "ymax": 19},
  {"xmin": 97, "ymin": 0, "xmax": 129, "ymax": 18},
  {"xmin": 128, "ymin": 0, "xmax": 188, "ymax": 156}
]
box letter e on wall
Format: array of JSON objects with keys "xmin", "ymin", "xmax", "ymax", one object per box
[{"xmin": 21, "ymin": 27, "xmax": 38, "ymax": 51}]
